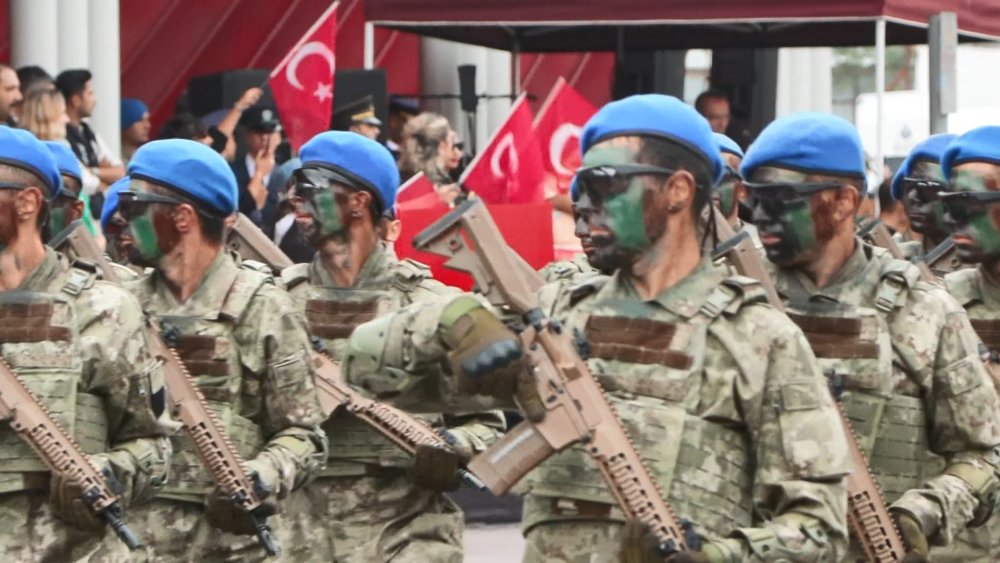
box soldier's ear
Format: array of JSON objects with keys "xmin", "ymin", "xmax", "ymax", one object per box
[
  {"xmin": 172, "ymin": 203, "xmax": 198, "ymax": 234},
  {"xmin": 14, "ymin": 186, "xmax": 45, "ymax": 222},
  {"xmin": 351, "ymin": 190, "xmax": 373, "ymax": 219},
  {"xmin": 664, "ymin": 170, "xmax": 696, "ymax": 211}
]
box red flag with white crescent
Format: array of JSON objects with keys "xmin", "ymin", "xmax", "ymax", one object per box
[
  {"xmin": 269, "ymin": 2, "xmax": 338, "ymax": 152},
  {"xmin": 460, "ymin": 95, "xmax": 544, "ymax": 205},
  {"xmin": 396, "ymin": 171, "xmax": 438, "ymax": 208},
  {"xmin": 533, "ymin": 77, "xmax": 597, "ymax": 198}
]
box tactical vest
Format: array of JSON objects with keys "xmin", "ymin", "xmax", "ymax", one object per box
[
  {"xmin": 148, "ymin": 267, "xmax": 271, "ymax": 503},
  {"xmin": 784, "ymin": 264, "xmax": 944, "ymax": 504},
  {"xmin": 524, "ymin": 278, "xmax": 761, "ymax": 535},
  {"xmin": 0, "ymin": 266, "xmax": 108, "ymax": 494},
  {"xmin": 284, "ymin": 260, "xmax": 446, "ymax": 477}
]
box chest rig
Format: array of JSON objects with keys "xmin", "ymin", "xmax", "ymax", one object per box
[
  {"xmin": 524, "ymin": 280, "xmax": 756, "ymax": 535},
  {"xmin": 300, "ymin": 283, "xmax": 444, "ymax": 475},
  {"xmin": 151, "ymin": 269, "xmax": 269, "ymax": 503},
  {"xmin": 784, "ymin": 278, "xmax": 942, "ymax": 503},
  {"xmin": 0, "ymin": 273, "xmax": 106, "ymax": 494}
]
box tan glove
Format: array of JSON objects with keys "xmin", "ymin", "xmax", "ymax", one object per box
[
  {"xmin": 620, "ymin": 519, "xmax": 726, "ymax": 563},
  {"xmin": 894, "ymin": 512, "xmax": 929, "ymax": 563},
  {"xmin": 442, "ymin": 298, "xmax": 545, "ymax": 421},
  {"xmin": 49, "ymin": 453, "xmax": 117, "ymax": 532},
  {"xmin": 204, "ymin": 458, "xmax": 280, "ymax": 536}
]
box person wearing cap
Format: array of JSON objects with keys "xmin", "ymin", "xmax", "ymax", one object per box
[
  {"xmin": 341, "ymin": 95, "xmax": 851, "ymax": 562},
  {"xmin": 0, "ymin": 126, "xmax": 171, "ymax": 559},
  {"xmin": 96, "ymin": 176, "xmax": 148, "ymax": 281},
  {"xmin": 332, "ymin": 95, "xmax": 382, "ymax": 141},
  {"xmin": 890, "ymin": 134, "xmax": 964, "ymax": 276},
  {"xmin": 120, "ymin": 98, "xmax": 150, "ymax": 166},
  {"xmin": 713, "ymin": 132, "xmax": 762, "ymax": 250},
  {"xmin": 116, "ymin": 139, "xmax": 327, "ymax": 560},
  {"xmin": 233, "ymin": 105, "xmax": 282, "ymax": 229},
  {"xmin": 386, "ymin": 95, "xmax": 419, "ymax": 159},
  {"xmin": 275, "ymin": 131, "xmax": 503, "ymax": 562},
  {"xmin": 742, "ymin": 113, "xmax": 1000, "ymax": 561},
  {"xmin": 43, "ymin": 140, "xmax": 87, "ymax": 237}
]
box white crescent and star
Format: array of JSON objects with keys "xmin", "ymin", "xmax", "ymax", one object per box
[
  {"xmin": 490, "ymin": 132, "xmax": 519, "ymax": 179},
  {"xmin": 549, "ymin": 123, "xmax": 582, "ymax": 177},
  {"xmin": 285, "ymin": 41, "xmax": 335, "ymax": 102}
]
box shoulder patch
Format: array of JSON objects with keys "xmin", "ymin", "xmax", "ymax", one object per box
[{"xmin": 280, "ymin": 263, "xmax": 311, "ymax": 291}]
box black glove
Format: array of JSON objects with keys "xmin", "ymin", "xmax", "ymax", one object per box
[
  {"xmin": 411, "ymin": 445, "xmax": 462, "ymax": 492},
  {"xmin": 204, "ymin": 459, "xmax": 279, "ymax": 535},
  {"xmin": 50, "ymin": 454, "xmax": 116, "ymax": 532}
]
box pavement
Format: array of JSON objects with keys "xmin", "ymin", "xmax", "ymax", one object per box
[{"xmin": 464, "ymin": 523, "xmax": 525, "ymax": 563}]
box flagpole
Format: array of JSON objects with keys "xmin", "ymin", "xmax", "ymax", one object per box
[{"xmin": 458, "ymin": 93, "xmax": 529, "ymax": 188}]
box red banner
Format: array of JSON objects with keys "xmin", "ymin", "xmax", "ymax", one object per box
[
  {"xmin": 396, "ymin": 203, "xmax": 554, "ymax": 290},
  {"xmin": 396, "ymin": 171, "xmax": 440, "ymax": 209},
  {"xmin": 460, "ymin": 96, "xmax": 545, "ymax": 205},
  {"xmin": 533, "ymin": 77, "xmax": 597, "ymax": 197},
  {"xmin": 269, "ymin": 2, "xmax": 338, "ymax": 151}
]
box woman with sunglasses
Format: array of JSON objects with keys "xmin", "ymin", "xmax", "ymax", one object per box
[
  {"xmin": 888, "ymin": 134, "xmax": 963, "ymax": 276},
  {"xmin": 743, "ymin": 113, "xmax": 1000, "ymax": 562}
]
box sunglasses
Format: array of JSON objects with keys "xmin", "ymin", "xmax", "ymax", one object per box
[
  {"xmin": 0, "ymin": 181, "xmax": 28, "ymax": 191},
  {"xmin": 574, "ymin": 163, "xmax": 675, "ymax": 204},
  {"xmin": 291, "ymin": 167, "xmax": 362, "ymax": 200},
  {"xmin": 898, "ymin": 177, "xmax": 946, "ymax": 201},
  {"xmin": 744, "ymin": 180, "xmax": 842, "ymax": 208},
  {"xmin": 939, "ymin": 190, "xmax": 1000, "ymax": 223}
]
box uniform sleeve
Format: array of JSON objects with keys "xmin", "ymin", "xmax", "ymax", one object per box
[
  {"xmin": 889, "ymin": 288, "xmax": 1000, "ymax": 545},
  {"xmin": 79, "ymin": 282, "xmax": 173, "ymax": 507},
  {"xmin": 719, "ymin": 308, "xmax": 851, "ymax": 561},
  {"xmin": 442, "ymin": 411, "xmax": 507, "ymax": 460},
  {"xmin": 237, "ymin": 283, "xmax": 329, "ymax": 495}
]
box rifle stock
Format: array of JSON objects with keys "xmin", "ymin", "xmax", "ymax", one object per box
[
  {"xmin": 413, "ymin": 198, "xmax": 692, "ymax": 554},
  {"xmin": 0, "ymin": 355, "xmax": 141, "ymax": 549},
  {"xmin": 714, "ymin": 208, "xmax": 907, "ymax": 562},
  {"xmin": 227, "ymin": 214, "xmax": 294, "ymax": 271},
  {"xmin": 48, "ymin": 220, "xmax": 120, "ymax": 283}
]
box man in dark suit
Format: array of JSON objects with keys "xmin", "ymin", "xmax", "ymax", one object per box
[{"xmin": 232, "ymin": 106, "xmax": 281, "ymax": 229}]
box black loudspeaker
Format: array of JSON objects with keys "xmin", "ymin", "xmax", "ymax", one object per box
[
  {"xmin": 187, "ymin": 69, "xmax": 274, "ymax": 117},
  {"xmin": 458, "ymin": 65, "xmax": 478, "ymax": 113},
  {"xmin": 331, "ymin": 69, "xmax": 388, "ymax": 135}
]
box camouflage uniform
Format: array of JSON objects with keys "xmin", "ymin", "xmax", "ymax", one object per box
[
  {"xmin": 281, "ymin": 243, "xmax": 504, "ymax": 563},
  {"xmin": 122, "ymin": 251, "xmax": 327, "ymax": 562},
  {"xmin": 768, "ymin": 240, "xmax": 1000, "ymax": 557},
  {"xmin": 0, "ymin": 248, "xmax": 172, "ymax": 561},
  {"xmin": 348, "ymin": 259, "xmax": 852, "ymax": 562},
  {"xmin": 898, "ymin": 237, "xmax": 965, "ymax": 277},
  {"xmin": 939, "ymin": 265, "xmax": 1000, "ymax": 562},
  {"xmin": 538, "ymin": 252, "xmax": 597, "ymax": 284}
]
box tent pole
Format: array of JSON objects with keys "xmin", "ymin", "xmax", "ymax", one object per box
[
  {"xmin": 364, "ymin": 22, "xmax": 375, "ymax": 69},
  {"xmin": 511, "ymin": 34, "xmax": 521, "ymax": 96},
  {"xmin": 874, "ymin": 17, "xmax": 886, "ymax": 212}
]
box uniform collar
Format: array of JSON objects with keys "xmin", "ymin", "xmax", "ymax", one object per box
[
  {"xmin": 778, "ymin": 238, "xmax": 879, "ymax": 300},
  {"xmin": 975, "ymin": 265, "xmax": 1000, "ymax": 310},
  {"xmin": 148, "ymin": 249, "xmax": 237, "ymax": 316},
  {"xmin": 308, "ymin": 241, "xmax": 394, "ymax": 289},
  {"xmin": 604, "ymin": 258, "xmax": 725, "ymax": 318},
  {"xmin": 18, "ymin": 247, "xmax": 64, "ymax": 291}
]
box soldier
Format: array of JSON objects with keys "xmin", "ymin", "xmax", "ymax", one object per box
[
  {"xmin": 713, "ymin": 132, "xmax": 761, "ymax": 248},
  {"xmin": 43, "ymin": 141, "xmax": 86, "ymax": 237},
  {"xmin": 940, "ymin": 125, "xmax": 1000, "ymax": 562},
  {"xmin": 890, "ymin": 134, "xmax": 964, "ymax": 274},
  {"xmin": 96, "ymin": 176, "xmax": 145, "ymax": 281},
  {"xmin": 539, "ymin": 178, "xmax": 601, "ymax": 283},
  {"xmin": 0, "ymin": 126, "xmax": 172, "ymax": 560},
  {"xmin": 279, "ymin": 131, "xmax": 504, "ymax": 562},
  {"xmin": 344, "ymin": 95, "xmax": 852, "ymax": 562},
  {"xmin": 114, "ymin": 139, "xmax": 327, "ymax": 561},
  {"xmin": 742, "ymin": 113, "xmax": 1000, "ymax": 561}
]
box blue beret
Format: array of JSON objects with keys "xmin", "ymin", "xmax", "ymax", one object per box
[
  {"xmin": 715, "ymin": 133, "xmax": 744, "ymax": 159},
  {"xmin": 0, "ymin": 126, "xmax": 61, "ymax": 197},
  {"xmin": 101, "ymin": 176, "xmax": 130, "ymax": 230},
  {"xmin": 890, "ymin": 134, "xmax": 956, "ymax": 199},
  {"xmin": 128, "ymin": 139, "xmax": 237, "ymax": 216},
  {"xmin": 299, "ymin": 131, "xmax": 400, "ymax": 212},
  {"xmin": 121, "ymin": 98, "xmax": 148, "ymax": 130},
  {"xmin": 941, "ymin": 126, "xmax": 1000, "ymax": 180},
  {"xmin": 741, "ymin": 113, "xmax": 865, "ymax": 182},
  {"xmin": 580, "ymin": 94, "xmax": 724, "ymax": 183},
  {"xmin": 44, "ymin": 141, "xmax": 82, "ymax": 187}
]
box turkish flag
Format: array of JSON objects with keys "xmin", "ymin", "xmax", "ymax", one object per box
[
  {"xmin": 460, "ymin": 95, "xmax": 544, "ymax": 205},
  {"xmin": 533, "ymin": 77, "xmax": 597, "ymax": 198},
  {"xmin": 396, "ymin": 172, "xmax": 440, "ymax": 209},
  {"xmin": 269, "ymin": 1, "xmax": 338, "ymax": 152}
]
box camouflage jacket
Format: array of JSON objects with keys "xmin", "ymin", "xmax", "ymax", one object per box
[
  {"xmin": 282, "ymin": 242, "xmax": 504, "ymax": 472},
  {"xmin": 347, "ymin": 260, "xmax": 852, "ymax": 561},
  {"xmin": 538, "ymin": 252, "xmax": 599, "ymax": 284},
  {"xmin": 769, "ymin": 240, "xmax": 1000, "ymax": 545},
  {"xmin": 127, "ymin": 251, "xmax": 327, "ymax": 500},
  {"xmin": 898, "ymin": 237, "xmax": 965, "ymax": 277},
  {"xmin": 0, "ymin": 247, "xmax": 172, "ymax": 506},
  {"xmin": 946, "ymin": 266, "xmax": 1000, "ymax": 356}
]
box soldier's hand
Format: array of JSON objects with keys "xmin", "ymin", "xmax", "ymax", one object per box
[
  {"xmin": 49, "ymin": 454, "xmax": 116, "ymax": 532},
  {"xmin": 204, "ymin": 458, "xmax": 280, "ymax": 535},
  {"xmin": 442, "ymin": 298, "xmax": 545, "ymax": 421},
  {"xmin": 411, "ymin": 444, "xmax": 463, "ymax": 492},
  {"xmin": 894, "ymin": 512, "xmax": 929, "ymax": 562}
]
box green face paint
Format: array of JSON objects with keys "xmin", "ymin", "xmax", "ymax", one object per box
[
  {"xmin": 129, "ymin": 210, "xmax": 165, "ymax": 265},
  {"xmin": 605, "ymin": 179, "xmax": 650, "ymax": 250},
  {"xmin": 312, "ymin": 188, "xmax": 344, "ymax": 239},
  {"xmin": 947, "ymin": 168, "xmax": 1000, "ymax": 263},
  {"xmin": 716, "ymin": 180, "xmax": 737, "ymax": 218}
]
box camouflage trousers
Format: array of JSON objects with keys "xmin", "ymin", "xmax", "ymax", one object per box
[
  {"xmin": 0, "ymin": 490, "xmax": 130, "ymax": 562},
  {"xmin": 926, "ymin": 519, "xmax": 1000, "ymax": 563},
  {"xmin": 522, "ymin": 521, "xmax": 621, "ymax": 563},
  {"xmin": 102, "ymin": 499, "xmax": 277, "ymax": 563},
  {"xmin": 278, "ymin": 471, "xmax": 464, "ymax": 563}
]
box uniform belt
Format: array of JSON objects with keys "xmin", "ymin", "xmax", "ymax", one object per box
[{"xmin": 549, "ymin": 497, "xmax": 621, "ymax": 519}]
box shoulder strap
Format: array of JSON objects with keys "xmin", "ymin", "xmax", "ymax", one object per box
[
  {"xmin": 279, "ymin": 262, "xmax": 310, "ymax": 291},
  {"xmin": 697, "ymin": 275, "xmax": 768, "ymax": 321},
  {"xmin": 391, "ymin": 258, "xmax": 433, "ymax": 293},
  {"xmin": 61, "ymin": 260, "xmax": 98, "ymax": 297},
  {"xmin": 875, "ymin": 259, "xmax": 919, "ymax": 313}
]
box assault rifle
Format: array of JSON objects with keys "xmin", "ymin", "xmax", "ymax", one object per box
[
  {"xmin": 50, "ymin": 222, "xmax": 281, "ymax": 556},
  {"xmin": 0, "ymin": 355, "xmax": 141, "ymax": 549},
  {"xmin": 227, "ymin": 214, "xmax": 294, "ymax": 272},
  {"xmin": 223, "ymin": 224, "xmax": 486, "ymax": 490},
  {"xmin": 413, "ymin": 198, "xmax": 695, "ymax": 555},
  {"xmin": 858, "ymin": 219, "xmax": 937, "ymax": 284},
  {"xmin": 48, "ymin": 220, "xmax": 121, "ymax": 283},
  {"xmin": 711, "ymin": 207, "xmax": 907, "ymax": 562}
]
